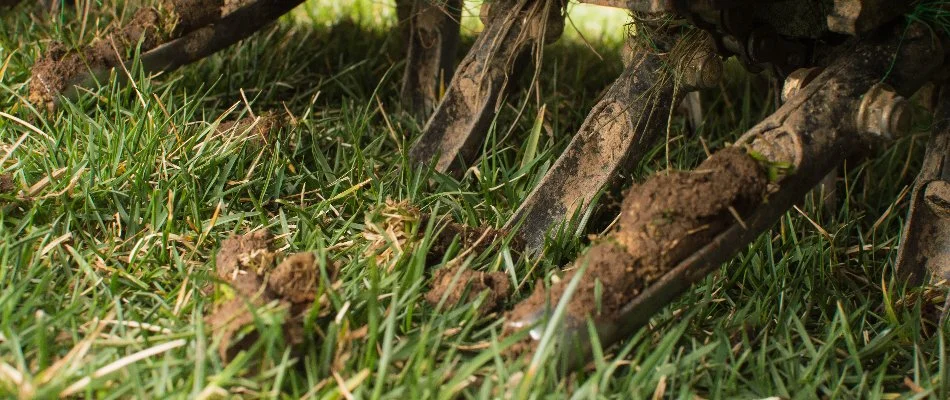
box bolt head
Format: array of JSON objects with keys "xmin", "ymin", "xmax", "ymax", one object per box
[
  {"xmin": 697, "ymin": 54, "xmax": 723, "ymax": 89},
  {"xmin": 886, "ymin": 100, "xmax": 912, "ymax": 138},
  {"xmin": 683, "ymin": 52, "xmax": 722, "ymax": 90},
  {"xmin": 856, "ymin": 83, "xmax": 913, "ymax": 140},
  {"xmin": 781, "ymin": 67, "xmax": 821, "ymax": 103}
]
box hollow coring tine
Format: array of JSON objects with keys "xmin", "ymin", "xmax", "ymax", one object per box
[
  {"xmin": 408, "ymin": 0, "xmax": 565, "ymax": 176},
  {"xmin": 35, "ymin": 0, "xmax": 306, "ymax": 109},
  {"xmin": 504, "ymin": 31, "xmax": 723, "ymax": 251},
  {"xmin": 398, "ymin": 0, "xmax": 463, "ymax": 122}
]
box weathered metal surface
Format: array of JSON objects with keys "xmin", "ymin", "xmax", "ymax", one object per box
[
  {"xmin": 855, "ymin": 83, "xmax": 913, "ymax": 140},
  {"xmin": 51, "ymin": 0, "xmax": 306, "ymax": 105},
  {"xmin": 408, "ymin": 0, "xmax": 565, "ymax": 175},
  {"xmin": 505, "ymin": 23, "xmax": 943, "ymax": 368},
  {"xmin": 138, "ymin": 0, "xmax": 305, "ymax": 73},
  {"xmin": 505, "ymin": 33, "xmax": 721, "ymax": 250},
  {"xmin": 896, "ymin": 86, "xmax": 950, "ymax": 286},
  {"xmin": 827, "ymin": 0, "xmax": 912, "ymax": 35},
  {"xmin": 398, "ymin": 0, "xmax": 462, "ymax": 121},
  {"xmin": 781, "ymin": 67, "xmax": 823, "ymax": 102}
]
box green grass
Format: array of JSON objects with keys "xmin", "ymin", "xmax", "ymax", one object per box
[{"xmin": 1, "ymin": 1, "xmax": 948, "ymax": 398}]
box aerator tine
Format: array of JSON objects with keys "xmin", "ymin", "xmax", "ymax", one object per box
[
  {"xmin": 505, "ymin": 22, "xmax": 944, "ymax": 369},
  {"xmin": 29, "ymin": 0, "xmax": 306, "ymax": 111},
  {"xmin": 896, "ymin": 84, "xmax": 950, "ymax": 321},
  {"xmin": 408, "ymin": 0, "xmax": 566, "ymax": 176},
  {"xmin": 503, "ymin": 27, "xmax": 724, "ymax": 251},
  {"xmin": 397, "ymin": 0, "xmax": 463, "ymax": 121}
]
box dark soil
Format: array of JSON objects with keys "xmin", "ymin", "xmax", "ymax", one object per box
[
  {"xmin": 425, "ymin": 266, "xmax": 511, "ymax": 314},
  {"xmin": 420, "ymin": 218, "xmax": 520, "ymax": 313},
  {"xmin": 206, "ymin": 230, "xmax": 337, "ymax": 360},
  {"xmin": 165, "ymin": 0, "xmax": 226, "ymax": 34},
  {"xmin": 0, "ymin": 173, "xmax": 14, "ymax": 194},
  {"xmin": 268, "ymin": 252, "xmax": 332, "ymax": 304},
  {"xmin": 507, "ymin": 147, "xmax": 768, "ymax": 328}
]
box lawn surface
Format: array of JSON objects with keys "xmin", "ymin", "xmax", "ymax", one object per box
[{"xmin": 1, "ymin": 1, "xmax": 948, "ymax": 398}]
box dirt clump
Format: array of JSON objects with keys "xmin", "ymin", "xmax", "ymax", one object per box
[
  {"xmin": 268, "ymin": 252, "xmax": 323, "ymax": 303},
  {"xmin": 165, "ymin": 0, "xmax": 226, "ymax": 33},
  {"xmin": 205, "ymin": 230, "xmax": 338, "ymax": 360},
  {"xmin": 214, "ymin": 229, "xmax": 277, "ymax": 278},
  {"xmin": 425, "ymin": 266, "xmax": 511, "ymax": 314},
  {"xmin": 507, "ymin": 147, "xmax": 768, "ymax": 330},
  {"xmin": 0, "ymin": 173, "xmax": 14, "ymax": 194},
  {"xmin": 424, "ymin": 215, "xmax": 518, "ymax": 264},
  {"xmin": 216, "ymin": 111, "xmax": 285, "ymax": 151}
]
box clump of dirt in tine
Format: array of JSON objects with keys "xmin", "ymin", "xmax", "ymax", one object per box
[
  {"xmin": 425, "ymin": 266, "xmax": 511, "ymax": 314},
  {"xmin": 205, "ymin": 230, "xmax": 338, "ymax": 360},
  {"xmin": 508, "ymin": 147, "xmax": 768, "ymax": 329},
  {"xmin": 29, "ymin": 0, "xmax": 231, "ymax": 111}
]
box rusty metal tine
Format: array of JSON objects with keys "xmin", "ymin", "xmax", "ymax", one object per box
[
  {"xmin": 408, "ymin": 0, "xmax": 564, "ymax": 176},
  {"xmin": 505, "ymin": 24, "xmax": 943, "ymax": 369},
  {"xmin": 895, "ymin": 86, "xmax": 950, "ymax": 288},
  {"xmin": 138, "ymin": 0, "xmax": 305, "ymax": 73},
  {"xmin": 504, "ymin": 33, "xmax": 722, "ymax": 251},
  {"xmin": 399, "ymin": 0, "xmax": 462, "ymax": 122},
  {"xmin": 56, "ymin": 0, "xmax": 306, "ymax": 105}
]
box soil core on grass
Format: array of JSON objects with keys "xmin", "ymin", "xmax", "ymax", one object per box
[
  {"xmin": 425, "ymin": 266, "xmax": 511, "ymax": 313},
  {"xmin": 0, "ymin": 173, "xmax": 14, "ymax": 194},
  {"xmin": 215, "ymin": 111, "xmax": 285, "ymax": 151},
  {"xmin": 508, "ymin": 147, "xmax": 768, "ymax": 328},
  {"xmin": 268, "ymin": 252, "xmax": 322, "ymax": 304},
  {"xmin": 206, "ymin": 230, "xmax": 337, "ymax": 360}
]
